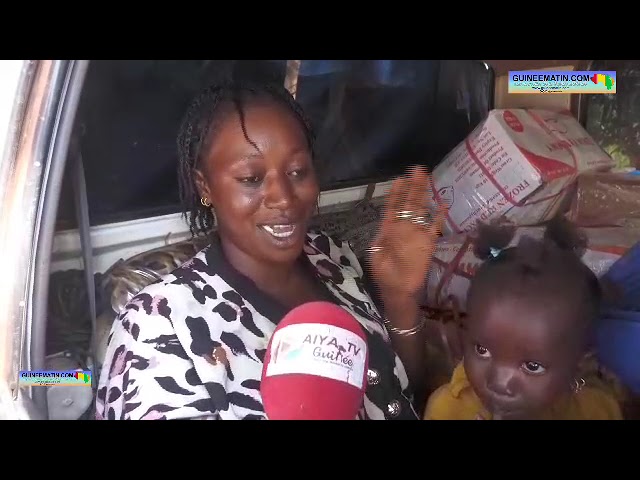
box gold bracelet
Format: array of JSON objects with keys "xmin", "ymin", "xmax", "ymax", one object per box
[{"xmin": 384, "ymin": 315, "xmax": 427, "ymax": 337}]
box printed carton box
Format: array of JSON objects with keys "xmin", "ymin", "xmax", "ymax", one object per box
[{"xmin": 432, "ymin": 109, "xmax": 615, "ymax": 235}]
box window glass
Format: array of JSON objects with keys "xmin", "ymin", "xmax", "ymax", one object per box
[{"xmin": 56, "ymin": 59, "xmax": 493, "ymax": 229}]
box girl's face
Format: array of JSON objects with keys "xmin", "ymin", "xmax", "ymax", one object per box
[{"xmin": 463, "ymin": 294, "xmax": 585, "ymax": 419}]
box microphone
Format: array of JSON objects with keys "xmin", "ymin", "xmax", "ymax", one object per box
[{"xmin": 261, "ymin": 301, "xmax": 369, "ymax": 420}]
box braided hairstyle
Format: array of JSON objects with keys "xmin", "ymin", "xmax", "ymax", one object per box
[
  {"xmin": 176, "ymin": 80, "xmax": 316, "ymax": 237},
  {"xmin": 467, "ymin": 216, "xmax": 603, "ymax": 340}
]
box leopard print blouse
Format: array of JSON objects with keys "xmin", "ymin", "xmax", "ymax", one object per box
[{"xmin": 95, "ymin": 231, "xmax": 418, "ymax": 420}]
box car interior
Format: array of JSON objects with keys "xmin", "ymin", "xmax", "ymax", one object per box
[{"xmin": 35, "ymin": 59, "xmax": 640, "ymax": 420}]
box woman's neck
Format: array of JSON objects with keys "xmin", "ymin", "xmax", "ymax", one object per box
[{"xmin": 218, "ymin": 235, "xmax": 301, "ymax": 291}]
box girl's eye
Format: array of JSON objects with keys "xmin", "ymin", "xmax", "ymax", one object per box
[
  {"xmin": 288, "ymin": 168, "xmax": 307, "ymax": 178},
  {"xmin": 474, "ymin": 344, "xmax": 491, "ymax": 358},
  {"xmin": 522, "ymin": 361, "xmax": 547, "ymax": 375}
]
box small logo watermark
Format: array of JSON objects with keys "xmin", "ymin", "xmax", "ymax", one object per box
[
  {"xmin": 508, "ymin": 70, "xmax": 616, "ymax": 94},
  {"xmin": 18, "ymin": 370, "xmax": 92, "ymax": 387}
]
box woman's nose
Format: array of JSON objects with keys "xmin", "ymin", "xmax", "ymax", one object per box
[
  {"xmin": 486, "ymin": 365, "xmax": 517, "ymax": 398},
  {"xmin": 264, "ymin": 174, "xmax": 293, "ymax": 210}
]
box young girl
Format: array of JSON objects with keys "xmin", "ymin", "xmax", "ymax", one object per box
[{"xmin": 423, "ymin": 217, "xmax": 623, "ymax": 420}]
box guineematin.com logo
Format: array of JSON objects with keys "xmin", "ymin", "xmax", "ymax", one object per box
[
  {"xmin": 508, "ymin": 70, "xmax": 616, "ymax": 94},
  {"xmin": 19, "ymin": 370, "xmax": 92, "ymax": 387}
]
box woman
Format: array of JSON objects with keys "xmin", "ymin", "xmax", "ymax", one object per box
[{"xmin": 95, "ymin": 80, "xmax": 445, "ymax": 420}]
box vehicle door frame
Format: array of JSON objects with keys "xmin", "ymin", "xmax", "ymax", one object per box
[{"xmin": 0, "ymin": 59, "xmax": 89, "ymax": 419}]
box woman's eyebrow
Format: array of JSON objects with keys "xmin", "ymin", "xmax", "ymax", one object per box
[
  {"xmin": 236, "ymin": 153, "xmax": 264, "ymax": 162},
  {"xmin": 288, "ymin": 146, "xmax": 309, "ymax": 155}
]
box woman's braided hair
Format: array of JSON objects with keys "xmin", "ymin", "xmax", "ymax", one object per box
[{"xmin": 176, "ymin": 80, "xmax": 316, "ymax": 236}]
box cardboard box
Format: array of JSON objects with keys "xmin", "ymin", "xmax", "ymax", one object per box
[
  {"xmin": 431, "ymin": 108, "xmax": 615, "ymax": 235},
  {"xmin": 567, "ymin": 171, "xmax": 640, "ymax": 229}
]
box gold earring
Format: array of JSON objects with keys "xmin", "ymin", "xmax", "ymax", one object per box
[
  {"xmin": 572, "ymin": 377, "xmax": 585, "ymax": 394},
  {"xmin": 201, "ymin": 197, "xmax": 211, "ymax": 207}
]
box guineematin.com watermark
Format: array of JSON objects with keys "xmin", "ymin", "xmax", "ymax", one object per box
[
  {"xmin": 508, "ymin": 70, "xmax": 616, "ymax": 94},
  {"xmin": 18, "ymin": 370, "xmax": 92, "ymax": 387}
]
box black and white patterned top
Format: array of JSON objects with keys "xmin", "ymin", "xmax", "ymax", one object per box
[{"xmin": 95, "ymin": 231, "xmax": 418, "ymax": 420}]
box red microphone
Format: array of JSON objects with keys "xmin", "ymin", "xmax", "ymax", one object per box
[{"xmin": 261, "ymin": 301, "xmax": 369, "ymax": 420}]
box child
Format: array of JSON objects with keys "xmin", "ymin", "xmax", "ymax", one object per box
[{"xmin": 423, "ymin": 217, "xmax": 623, "ymax": 420}]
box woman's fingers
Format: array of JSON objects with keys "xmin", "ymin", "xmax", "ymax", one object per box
[
  {"xmin": 379, "ymin": 174, "xmax": 408, "ymax": 237},
  {"xmin": 375, "ymin": 165, "xmax": 447, "ymax": 255},
  {"xmin": 389, "ymin": 174, "xmax": 410, "ymax": 216},
  {"xmin": 405, "ymin": 165, "xmax": 430, "ymax": 212}
]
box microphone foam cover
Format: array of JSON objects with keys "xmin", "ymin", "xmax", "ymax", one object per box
[{"xmin": 261, "ymin": 302, "xmax": 369, "ymax": 420}]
